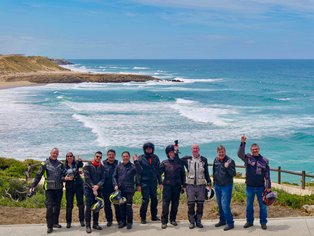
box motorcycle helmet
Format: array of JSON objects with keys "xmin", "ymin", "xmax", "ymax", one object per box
[
  {"xmin": 27, "ymin": 189, "xmax": 36, "ymax": 198},
  {"xmin": 165, "ymin": 145, "xmax": 175, "ymax": 158},
  {"xmin": 143, "ymin": 142, "xmax": 155, "ymax": 155},
  {"xmin": 205, "ymin": 187, "xmax": 215, "ymax": 201},
  {"xmin": 262, "ymin": 190, "xmax": 277, "ymax": 206},
  {"xmin": 91, "ymin": 197, "xmax": 104, "ymax": 213},
  {"xmin": 66, "ymin": 168, "xmax": 76, "ymax": 177},
  {"xmin": 109, "ymin": 191, "xmax": 127, "ymax": 205}
]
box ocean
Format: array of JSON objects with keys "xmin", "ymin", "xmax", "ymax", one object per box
[{"xmin": 1, "ymin": 59, "xmax": 313, "ymax": 183}]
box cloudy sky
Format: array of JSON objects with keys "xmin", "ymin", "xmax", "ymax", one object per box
[{"xmin": 1, "ymin": 0, "xmax": 314, "ymax": 59}]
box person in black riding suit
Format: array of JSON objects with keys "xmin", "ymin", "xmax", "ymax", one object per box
[
  {"xmin": 160, "ymin": 144, "xmax": 186, "ymax": 229},
  {"xmin": 64, "ymin": 152, "xmax": 85, "ymax": 228},
  {"xmin": 113, "ymin": 151, "xmax": 140, "ymax": 230},
  {"xmin": 133, "ymin": 142, "xmax": 162, "ymax": 224},
  {"xmin": 83, "ymin": 151, "xmax": 106, "ymax": 234},
  {"xmin": 102, "ymin": 149, "xmax": 121, "ymax": 227}
]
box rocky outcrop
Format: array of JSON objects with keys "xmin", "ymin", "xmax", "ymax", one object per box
[
  {"xmin": 49, "ymin": 58, "xmax": 73, "ymax": 65},
  {"xmin": 0, "ymin": 55, "xmax": 158, "ymax": 84},
  {"xmin": 3, "ymin": 72, "xmax": 157, "ymax": 83}
]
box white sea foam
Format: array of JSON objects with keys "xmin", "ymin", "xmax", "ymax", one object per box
[
  {"xmin": 171, "ymin": 99, "xmax": 238, "ymax": 126},
  {"xmin": 133, "ymin": 66, "xmax": 149, "ymax": 70},
  {"xmin": 276, "ymin": 97, "xmax": 291, "ymax": 101},
  {"xmin": 63, "ymin": 95, "xmax": 314, "ymax": 148},
  {"xmin": 72, "ymin": 114, "xmax": 109, "ymax": 146},
  {"xmin": 154, "ymin": 75, "xmax": 177, "ymax": 80},
  {"xmin": 61, "ymin": 64, "xmax": 90, "ymax": 73},
  {"xmin": 175, "ymin": 98, "xmax": 195, "ymax": 104},
  {"xmin": 178, "ymin": 78, "xmax": 224, "ymax": 83}
]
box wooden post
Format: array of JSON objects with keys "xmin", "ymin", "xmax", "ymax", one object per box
[
  {"xmin": 301, "ymin": 171, "xmax": 306, "ymax": 189},
  {"xmin": 278, "ymin": 166, "xmax": 281, "ymax": 184}
]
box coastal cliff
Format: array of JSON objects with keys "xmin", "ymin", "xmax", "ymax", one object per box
[{"xmin": 0, "ymin": 55, "xmax": 157, "ymax": 86}]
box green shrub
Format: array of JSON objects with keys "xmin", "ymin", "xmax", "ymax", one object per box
[
  {"xmin": 0, "ymin": 176, "xmax": 29, "ymax": 200},
  {"xmin": 273, "ymin": 188, "xmax": 314, "ymax": 209},
  {"xmin": 133, "ymin": 191, "xmax": 142, "ymax": 205},
  {"xmin": 232, "ymin": 183, "xmax": 246, "ymax": 203},
  {"xmin": 0, "ymin": 157, "xmax": 41, "ymax": 179},
  {"xmin": 305, "ymin": 182, "xmax": 314, "ymax": 187}
]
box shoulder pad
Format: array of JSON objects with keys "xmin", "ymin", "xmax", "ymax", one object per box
[
  {"xmin": 200, "ymin": 156, "xmax": 208, "ymax": 161},
  {"xmin": 181, "ymin": 155, "xmax": 192, "ymax": 160},
  {"xmin": 262, "ymin": 156, "xmax": 269, "ymax": 164}
]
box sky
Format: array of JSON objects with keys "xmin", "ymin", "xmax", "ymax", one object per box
[{"xmin": 0, "ymin": 0, "xmax": 314, "ymax": 59}]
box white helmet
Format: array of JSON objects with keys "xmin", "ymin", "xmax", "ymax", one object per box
[{"xmin": 205, "ymin": 187, "xmax": 215, "ymax": 201}]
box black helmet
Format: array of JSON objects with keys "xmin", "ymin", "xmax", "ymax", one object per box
[
  {"xmin": 205, "ymin": 187, "xmax": 215, "ymax": 201},
  {"xmin": 143, "ymin": 142, "xmax": 155, "ymax": 155},
  {"xmin": 165, "ymin": 145, "xmax": 175, "ymax": 158},
  {"xmin": 262, "ymin": 190, "xmax": 277, "ymax": 206}
]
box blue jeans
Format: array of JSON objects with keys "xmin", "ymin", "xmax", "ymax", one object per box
[
  {"xmin": 246, "ymin": 186, "xmax": 267, "ymax": 224},
  {"xmin": 215, "ymin": 183, "xmax": 234, "ymax": 226}
]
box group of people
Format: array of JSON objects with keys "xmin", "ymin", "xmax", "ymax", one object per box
[{"xmin": 30, "ymin": 134, "xmax": 271, "ymax": 234}]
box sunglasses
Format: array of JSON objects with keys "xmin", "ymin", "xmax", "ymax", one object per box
[
  {"xmin": 66, "ymin": 155, "xmax": 73, "ymax": 158},
  {"xmin": 95, "ymin": 155, "xmax": 102, "ymax": 159}
]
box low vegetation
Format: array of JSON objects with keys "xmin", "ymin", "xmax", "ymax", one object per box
[{"xmin": 0, "ymin": 55, "xmax": 68, "ymax": 75}]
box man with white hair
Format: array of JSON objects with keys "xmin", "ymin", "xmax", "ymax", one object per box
[
  {"xmin": 181, "ymin": 144, "xmax": 211, "ymax": 229},
  {"xmin": 30, "ymin": 148, "xmax": 70, "ymax": 234}
]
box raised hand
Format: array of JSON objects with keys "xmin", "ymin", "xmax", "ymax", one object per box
[
  {"xmin": 224, "ymin": 159, "xmax": 232, "ymax": 168},
  {"xmin": 241, "ymin": 134, "xmax": 247, "ymax": 143}
]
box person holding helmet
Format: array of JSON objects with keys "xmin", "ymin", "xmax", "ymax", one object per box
[
  {"xmin": 64, "ymin": 152, "xmax": 85, "ymax": 228},
  {"xmin": 83, "ymin": 151, "xmax": 106, "ymax": 233},
  {"xmin": 238, "ymin": 135, "xmax": 271, "ymax": 230},
  {"xmin": 133, "ymin": 142, "xmax": 162, "ymax": 224},
  {"xmin": 102, "ymin": 149, "xmax": 121, "ymax": 227},
  {"xmin": 29, "ymin": 148, "xmax": 69, "ymax": 234},
  {"xmin": 113, "ymin": 151, "xmax": 140, "ymax": 230},
  {"xmin": 159, "ymin": 144, "xmax": 186, "ymax": 229},
  {"xmin": 181, "ymin": 144, "xmax": 212, "ymax": 229},
  {"xmin": 213, "ymin": 145, "xmax": 236, "ymax": 231}
]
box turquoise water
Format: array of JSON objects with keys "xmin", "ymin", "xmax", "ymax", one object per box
[{"xmin": 0, "ymin": 60, "xmax": 313, "ymax": 183}]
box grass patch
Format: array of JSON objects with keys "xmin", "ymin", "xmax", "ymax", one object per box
[{"xmin": 273, "ymin": 189, "xmax": 314, "ymax": 209}]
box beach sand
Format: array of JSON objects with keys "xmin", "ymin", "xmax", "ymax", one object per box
[{"xmin": 0, "ymin": 81, "xmax": 38, "ymax": 89}]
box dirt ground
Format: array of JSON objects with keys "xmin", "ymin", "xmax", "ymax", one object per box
[{"xmin": 0, "ymin": 201, "xmax": 309, "ymax": 225}]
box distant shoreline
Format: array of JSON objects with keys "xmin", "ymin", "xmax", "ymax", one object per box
[
  {"xmin": 0, "ymin": 71, "xmax": 158, "ymax": 90},
  {"xmin": 0, "ymin": 55, "xmax": 159, "ymax": 89}
]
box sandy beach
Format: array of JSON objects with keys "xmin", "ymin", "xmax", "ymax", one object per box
[{"xmin": 0, "ymin": 81, "xmax": 37, "ymax": 89}]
